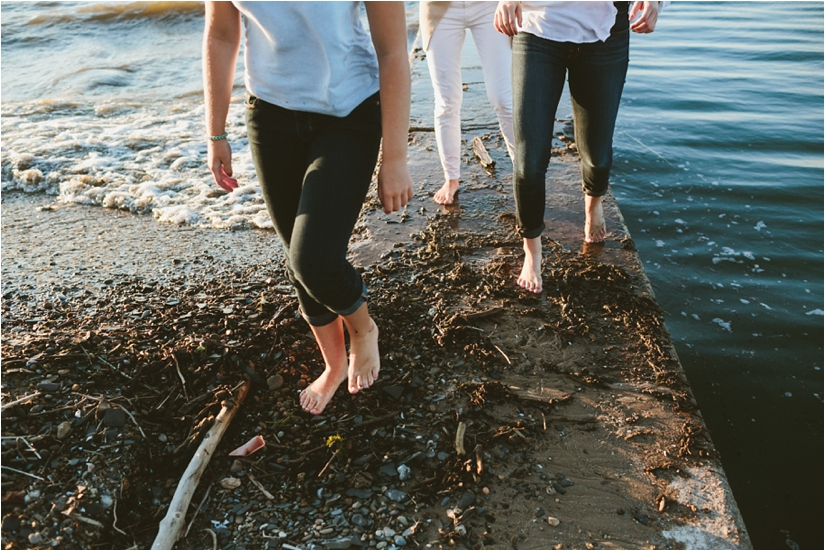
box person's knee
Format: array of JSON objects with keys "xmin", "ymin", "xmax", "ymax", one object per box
[{"xmin": 291, "ymin": 250, "xmax": 337, "ymax": 300}]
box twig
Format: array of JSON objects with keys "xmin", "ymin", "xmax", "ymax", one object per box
[
  {"xmin": 112, "ymin": 498, "xmax": 128, "ymax": 536},
  {"xmin": 455, "ymin": 422, "xmax": 467, "ymax": 456},
  {"xmin": 1, "ymin": 392, "xmax": 41, "ymax": 411},
  {"xmin": 493, "ymin": 344, "xmax": 511, "ymax": 365},
  {"xmin": 98, "ymin": 356, "xmax": 132, "ymax": 380},
  {"xmin": 71, "ymin": 513, "xmax": 105, "ymax": 528},
  {"xmin": 1, "ymin": 465, "xmax": 46, "ymax": 481},
  {"xmin": 203, "ymin": 528, "xmax": 217, "ymax": 550},
  {"xmin": 247, "ymin": 473, "xmax": 275, "ymax": 501},
  {"xmin": 114, "ymin": 404, "xmax": 148, "ymax": 440},
  {"xmin": 316, "ymin": 452, "xmax": 338, "ymax": 480},
  {"xmin": 169, "ymin": 352, "xmax": 190, "ymax": 401},
  {"xmin": 185, "ymin": 484, "xmax": 212, "ymax": 538},
  {"xmin": 152, "ymin": 380, "xmax": 251, "ymax": 550}
]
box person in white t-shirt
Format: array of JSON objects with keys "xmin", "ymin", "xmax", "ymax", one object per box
[
  {"xmin": 420, "ymin": 1, "xmax": 516, "ymax": 205},
  {"xmin": 495, "ymin": 1, "xmax": 663, "ymax": 293},
  {"xmin": 203, "ymin": 2, "xmax": 413, "ymax": 414}
]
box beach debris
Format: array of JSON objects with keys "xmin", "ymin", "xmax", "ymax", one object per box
[
  {"xmin": 152, "ymin": 380, "xmax": 251, "ymax": 550},
  {"xmin": 471, "ymin": 136, "xmax": 495, "ymax": 172},
  {"xmin": 455, "ymin": 421, "xmax": 467, "ymax": 456},
  {"xmin": 228, "ymin": 434, "xmax": 265, "ymax": 457}
]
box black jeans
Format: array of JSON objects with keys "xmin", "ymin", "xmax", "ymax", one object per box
[
  {"xmin": 245, "ymin": 92, "xmax": 382, "ymax": 326},
  {"xmin": 512, "ymin": 6, "xmax": 629, "ymax": 238}
]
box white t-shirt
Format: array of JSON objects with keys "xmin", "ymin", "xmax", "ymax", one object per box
[
  {"xmin": 233, "ymin": 1, "xmax": 380, "ymax": 117},
  {"xmin": 519, "ymin": 1, "xmax": 620, "ymax": 43}
]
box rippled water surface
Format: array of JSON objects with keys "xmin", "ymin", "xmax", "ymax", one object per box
[{"xmin": 2, "ymin": 2, "xmax": 822, "ymax": 548}]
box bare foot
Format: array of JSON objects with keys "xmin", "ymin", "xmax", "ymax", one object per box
[
  {"xmin": 342, "ymin": 305, "xmax": 380, "ymax": 394},
  {"xmin": 585, "ymin": 195, "xmax": 607, "ymax": 243},
  {"xmin": 299, "ymin": 318, "xmax": 347, "ymax": 415},
  {"xmin": 434, "ymin": 179, "xmax": 459, "ymax": 205},
  {"xmin": 300, "ymin": 366, "xmax": 347, "ymax": 415},
  {"xmin": 517, "ymin": 236, "xmax": 543, "ymax": 293}
]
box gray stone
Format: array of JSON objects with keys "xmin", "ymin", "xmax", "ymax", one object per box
[
  {"xmin": 323, "ymin": 537, "xmax": 356, "ymax": 550},
  {"xmin": 267, "ymin": 375, "xmax": 284, "ymax": 391},
  {"xmin": 394, "ymin": 535, "xmax": 407, "ymax": 547},
  {"xmin": 384, "ymin": 489, "xmax": 407, "ymax": 502},
  {"xmin": 378, "ymin": 463, "xmax": 397, "ymax": 478},
  {"xmin": 346, "ymin": 488, "xmax": 373, "ymax": 500},
  {"xmin": 382, "ymin": 385, "xmax": 404, "ymax": 401},
  {"xmin": 351, "ymin": 513, "xmax": 367, "ymax": 527},
  {"xmin": 458, "ymin": 492, "xmax": 475, "ymax": 509},
  {"xmin": 56, "ymin": 421, "xmax": 71, "ymax": 439},
  {"xmin": 38, "ymin": 382, "xmax": 60, "ymax": 392},
  {"xmin": 103, "ymin": 408, "xmax": 126, "ymax": 428}
]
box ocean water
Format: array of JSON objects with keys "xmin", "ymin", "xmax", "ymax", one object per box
[{"xmin": 1, "ymin": 2, "xmax": 822, "ymax": 548}]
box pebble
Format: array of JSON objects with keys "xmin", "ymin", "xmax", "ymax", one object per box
[
  {"xmin": 378, "ymin": 463, "xmax": 397, "ymax": 478},
  {"xmin": 382, "ymin": 527, "xmax": 396, "ymax": 538},
  {"xmin": 458, "ymin": 491, "xmax": 475, "ymax": 509},
  {"xmin": 384, "ymin": 489, "xmax": 406, "ymax": 502},
  {"xmin": 351, "ymin": 514, "xmax": 367, "ymax": 527},
  {"xmin": 267, "ymin": 375, "xmax": 284, "ymax": 391},
  {"xmin": 56, "ymin": 421, "xmax": 71, "ymax": 439},
  {"xmin": 324, "ymin": 537, "xmax": 355, "ymax": 550},
  {"xmin": 394, "ymin": 535, "xmax": 407, "ymax": 546},
  {"xmin": 397, "ymin": 464, "xmax": 411, "ymax": 481},
  {"xmin": 28, "ymin": 532, "xmax": 43, "ymax": 545},
  {"xmin": 220, "ymin": 477, "xmax": 241, "ymax": 490},
  {"xmin": 547, "ymin": 516, "xmax": 560, "ymax": 527},
  {"xmin": 103, "ymin": 408, "xmax": 126, "ymax": 428}
]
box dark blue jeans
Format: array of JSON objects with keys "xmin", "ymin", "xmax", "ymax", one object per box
[
  {"xmin": 512, "ymin": 9, "xmax": 629, "ymax": 239},
  {"xmin": 245, "ymin": 92, "xmax": 381, "ymax": 326}
]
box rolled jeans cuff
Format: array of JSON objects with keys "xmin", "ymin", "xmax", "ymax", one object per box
[
  {"xmin": 303, "ymin": 282, "xmax": 368, "ymax": 327},
  {"xmin": 518, "ymin": 222, "xmax": 545, "ymax": 240}
]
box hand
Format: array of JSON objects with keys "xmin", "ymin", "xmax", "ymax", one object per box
[
  {"xmin": 377, "ymin": 158, "xmax": 413, "ymax": 214},
  {"xmin": 494, "ymin": 1, "xmax": 522, "ymax": 37},
  {"xmin": 629, "ymin": 1, "xmax": 660, "ymax": 34},
  {"xmin": 207, "ymin": 139, "xmax": 238, "ymax": 192}
]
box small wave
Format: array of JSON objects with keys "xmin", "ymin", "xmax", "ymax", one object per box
[{"xmin": 28, "ymin": 2, "xmax": 203, "ymax": 26}]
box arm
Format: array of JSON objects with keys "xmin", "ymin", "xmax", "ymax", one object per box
[
  {"xmin": 203, "ymin": 1, "xmax": 241, "ymax": 192},
  {"xmin": 494, "ymin": 1, "xmax": 522, "ymax": 37},
  {"xmin": 629, "ymin": 1, "xmax": 662, "ymax": 34},
  {"xmin": 365, "ymin": 1, "xmax": 414, "ymax": 214}
]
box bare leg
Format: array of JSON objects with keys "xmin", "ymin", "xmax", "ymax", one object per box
[
  {"xmin": 342, "ymin": 303, "xmax": 380, "ymax": 394},
  {"xmin": 433, "ymin": 178, "xmax": 460, "ymax": 205},
  {"xmin": 517, "ymin": 236, "xmax": 543, "ymax": 294},
  {"xmin": 299, "ymin": 317, "xmax": 348, "ymax": 415},
  {"xmin": 584, "ymin": 195, "xmax": 607, "ymax": 243}
]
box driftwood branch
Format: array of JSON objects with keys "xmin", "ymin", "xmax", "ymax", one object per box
[
  {"xmin": 151, "ymin": 380, "xmax": 251, "ymax": 550},
  {"xmin": 471, "ymin": 136, "xmax": 495, "ymax": 171}
]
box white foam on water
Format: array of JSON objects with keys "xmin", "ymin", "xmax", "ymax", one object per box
[
  {"xmin": 2, "ymin": 98, "xmax": 275, "ymax": 231},
  {"xmin": 754, "ymin": 220, "xmax": 766, "ymax": 231},
  {"xmin": 805, "ymin": 309, "xmax": 824, "ymax": 316},
  {"xmin": 712, "ymin": 318, "xmax": 732, "ymax": 332}
]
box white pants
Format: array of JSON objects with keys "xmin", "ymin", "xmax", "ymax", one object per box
[{"xmin": 424, "ymin": 1, "xmax": 516, "ymax": 181}]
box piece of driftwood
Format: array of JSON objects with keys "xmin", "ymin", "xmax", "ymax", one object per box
[
  {"xmin": 471, "ymin": 136, "xmax": 495, "ymax": 171},
  {"xmin": 152, "ymin": 381, "xmax": 251, "ymax": 550}
]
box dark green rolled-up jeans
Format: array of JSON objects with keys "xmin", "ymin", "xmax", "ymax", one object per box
[{"xmin": 245, "ymin": 92, "xmax": 381, "ymax": 326}]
